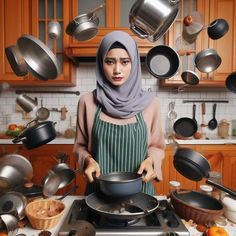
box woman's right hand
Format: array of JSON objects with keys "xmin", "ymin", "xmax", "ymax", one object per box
[{"xmin": 84, "ymin": 156, "xmax": 100, "ymax": 183}]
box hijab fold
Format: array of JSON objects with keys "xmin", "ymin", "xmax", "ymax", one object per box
[{"xmin": 94, "ymin": 31, "xmax": 153, "ymax": 118}]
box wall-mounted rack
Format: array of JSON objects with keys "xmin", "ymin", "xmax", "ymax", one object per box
[
  {"xmin": 183, "ymin": 100, "xmax": 229, "ymax": 103},
  {"xmin": 15, "ymin": 90, "xmax": 80, "ymax": 96}
]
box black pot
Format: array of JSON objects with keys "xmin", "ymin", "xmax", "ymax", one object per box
[
  {"xmin": 95, "ymin": 172, "xmax": 143, "ymax": 197},
  {"xmin": 207, "ymin": 18, "xmax": 229, "ymax": 40},
  {"xmin": 12, "ymin": 121, "xmax": 56, "ymax": 149}
]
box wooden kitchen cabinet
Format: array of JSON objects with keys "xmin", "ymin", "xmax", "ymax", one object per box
[
  {"xmin": 64, "ymin": 0, "xmax": 159, "ymax": 58},
  {"xmin": 0, "ymin": 0, "xmax": 76, "ymax": 87},
  {"xmin": 158, "ymin": 144, "xmax": 236, "ymax": 196},
  {"xmin": 161, "ymin": 0, "xmax": 236, "ymax": 88},
  {"xmin": 0, "ymin": 144, "xmax": 85, "ymax": 195},
  {"xmin": 0, "ymin": 0, "xmax": 31, "ymax": 84}
]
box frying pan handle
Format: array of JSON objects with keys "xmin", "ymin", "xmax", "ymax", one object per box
[{"xmin": 206, "ymin": 179, "xmax": 236, "ymax": 198}]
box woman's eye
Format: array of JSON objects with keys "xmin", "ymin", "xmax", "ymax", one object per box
[
  {"xmin": 121, "ymin": 60, "xmax": 130, "ymax": 65},
  {"xmin": 104, "ymin": 59, "xmax": 114, "ymax": 65}
]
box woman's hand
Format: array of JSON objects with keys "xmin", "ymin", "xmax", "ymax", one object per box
[
  {"xmin": 137, "ymin": 156, "xmax": 156, "ymax": 183},
  {"xmin": 84, "ymin": 156, "xmax": 100, "ymax": 183}
]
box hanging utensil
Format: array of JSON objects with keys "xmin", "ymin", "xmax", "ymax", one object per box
[
  {"xmin": 208, "ymin": 103, "xmax": 218, "ymax": 130},
  {"xmin": 66, "ymin": 4, "xmax": 104, "ymax": 41},
  {"xmin": 177, "ymin": 70, "xmax": 200, "ymax": 92},
  {"xmin": 207, "ymin": 18, "xmax": 229, "ymax": 40},
  {"xmin": 35, "ymin": 98, "xmax": 50, "ymax": 121},
  {"xmin": 225, "ymin": 71, "xmax": 236, "ymax": 93},
  {"xmin": 17, "ymin": 34, "xmax": 61, "ymax": 80}
]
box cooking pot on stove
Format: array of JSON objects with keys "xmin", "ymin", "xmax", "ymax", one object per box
[{"xmin": 129, "ymin": 0, "xmax": 180, "ymax": 42}]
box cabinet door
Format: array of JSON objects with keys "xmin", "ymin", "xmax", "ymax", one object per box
[
  {"xmin": 162, "ymin": 0, "xmax": 236, "ymax": 88},
  {"xmin": 207, "ymin": 0, "xmax": 236, "ymax": 85},
  {"xmin": 65, "ymin": 0, "xmax": 159, "ymax": 57},
  {"xmin": 0, "ymin": 0, "xmax": 30, "ymax": 85},
  {"xmin": 31, "ymin": 0, "xmax": 76, "ymax": 86}
]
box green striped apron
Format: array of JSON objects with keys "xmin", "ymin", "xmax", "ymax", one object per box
[{"xmin": 85, "ymin": 106, "xmax": 155, "ymax": 195}]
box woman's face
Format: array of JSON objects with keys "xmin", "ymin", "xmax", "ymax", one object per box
[{"xmin": 103, "ymin": 48, "xmax": 132, "ymax": 86}]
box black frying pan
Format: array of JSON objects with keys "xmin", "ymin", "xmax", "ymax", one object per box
[
  {"xmin": 173, "ymin": 147, "xmax": 236, "ymax": 198},
  {"xmin": 146, "ymin": 45, "xmax": 179, "ymax": 79},
  {"xmin": 225, "ymin": 71, "xmax": 236, "ymax": 93},
  {"xmin": 173, "ymin": 117, "xmax": 198, "ymax": 137},
  {"xmin": 85, "ymin": 192, "xmax": 159, "ymax": 220}
]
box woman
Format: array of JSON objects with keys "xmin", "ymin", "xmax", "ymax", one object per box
[{"xmin": 73, "ymin": 30, "xmax": 165, "ymax": 195}]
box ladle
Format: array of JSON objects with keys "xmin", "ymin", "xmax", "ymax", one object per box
[{"xmin": 208, "ymin": 103, "xmax": 218, "ymax": 130}]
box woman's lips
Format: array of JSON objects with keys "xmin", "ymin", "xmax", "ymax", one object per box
[{"xmin": 113, "ymin": 77, "xmax": 123, "ymax": 81}]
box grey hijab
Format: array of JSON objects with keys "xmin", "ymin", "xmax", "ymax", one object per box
[{"xmin": 94, "ymin": 30, "xmax": 153, "ymax": 118}]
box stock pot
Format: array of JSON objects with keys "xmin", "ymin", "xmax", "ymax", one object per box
[{"xmin": 129, "ymin": 0, "xmax": 180, "ymax": 42}]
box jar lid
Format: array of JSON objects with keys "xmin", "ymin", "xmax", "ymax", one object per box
[
  {"xmin": 200, "ymin": 184, "xmax": 213, "ymax": 192},
  {"xmin": 169, "ymin": 180, "xmax": 180, "ymax": 187}
]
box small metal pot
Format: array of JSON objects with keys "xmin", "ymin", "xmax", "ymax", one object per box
[
  {"xmin": 129, "ymin": 0, "xmax": 180, "ymax": 42},
  {"xmin": 195, "ymin": 48, "xmax": 222, "ymax": 73},
  {"xmin": 0, "ymin": 214, "xmax": 18, "ymax": 236},
  {"xmin": 12, "ymin": 120, "xmax": 56, "ymax": 149},
  {"xmin": 66, "ymin": 4, "xmax": 104, "ymax": 41},
  {"xmin": 95, "ymin": 172, "xmax": 143, "ymax": 197}
]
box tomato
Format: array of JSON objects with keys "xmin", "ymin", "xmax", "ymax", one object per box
[
  {"xmin": 8, "ymin": 124, "xmax": 17, "ymax": 131},
  {"xmin": 207, "ymin": 226, "xmax": 229, "ymax": 236}
]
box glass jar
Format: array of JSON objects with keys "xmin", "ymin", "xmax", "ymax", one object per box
[
  {"xmin": 169, "ymin": 180, "xmax": 180, "ymax": 193},
  {"xmin": 200, "ymin": 185, "xmax": 213, "ymax": 196},
  {"xmin": 218, "ymin": 119, "xmax": 229, "ymax": 138},
  {"xmin": 208, "ymin": 171, "xmax": 222, "ymax": 199}
]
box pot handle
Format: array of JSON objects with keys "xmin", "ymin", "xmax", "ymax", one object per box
[
  {"xmin": 130, "ymin": 25, "xmax": 148, "ymax": 39},
  {"xmin": 169, "ymin": 0, "xmax": 180, "ymax": 5},
  {"xmin": 12, "ymin": 135, "xmax": 27, "ymax": 144},
  {"xmin": 206, "ymin": 179, "xmax": 236, "ymax": 198}
]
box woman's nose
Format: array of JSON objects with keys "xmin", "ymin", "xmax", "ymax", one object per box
[{"xmin": 113, "ymin": 63, "xmax": 121, "ymax": 74}]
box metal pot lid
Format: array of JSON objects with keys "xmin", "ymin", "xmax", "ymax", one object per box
[
  {"xmin": 17, "ymin": 34, "xmax": 61, "ymax": 80},
  {"xmin": 0, "ymin": 154, "xmax": 33, "ymax": 180}
]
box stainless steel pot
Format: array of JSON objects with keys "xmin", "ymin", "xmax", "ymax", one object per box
[
  {"xmin": 66, "ymin": 4, "xmax": 104, "ymax": 41},
  {"xmin": 129, "ymin": 0, "xmax": 180, "ymax": 42}
]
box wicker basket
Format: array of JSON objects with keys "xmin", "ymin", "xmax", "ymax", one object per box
[
  {"xmin": 170, "ymin": 189, "xmax": 224, "ymax": 224},
  {"xmin": 25, "ymin": 198, "xmax": 65, "ymax": 229}
]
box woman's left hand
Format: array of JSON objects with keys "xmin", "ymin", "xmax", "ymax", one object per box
[{"xmin": 138, "ymin": 156, "xmax": 156, "ymax": 183}]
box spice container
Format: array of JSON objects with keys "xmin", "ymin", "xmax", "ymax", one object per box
[
  {"xmin": 169, "ymin": 180, "xmax": 180, "ymax": 193},
  {"xmin": 200, "ymin": 185, "xmax": 213, "ymax": 196},
  {"xmin": 218, "ymin": 119, "xmax": 229, "ymax": 138}
]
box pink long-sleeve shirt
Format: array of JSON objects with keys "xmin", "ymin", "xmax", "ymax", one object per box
[{"xmin": 73, "ymin": 92, "xmax": 166, "ymax": 180}]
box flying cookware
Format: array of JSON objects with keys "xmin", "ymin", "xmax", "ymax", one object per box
[
  {"xmin": 129, "ymin": 0, "xmax": 180, "ymax": 42},
  {"xmin": 195, "ymin": 48, "xmax": 222, "ymax": 73},
  {"xmin": 146, "ymin": 45, "xmax": 180, "ymax": 79},
  {"xmin": 85, "ymin": 192, "xmax": 159, "ymax": 221},
  {"xmin": 12, "ymin": 119, "xmax": 56, "ymax": 149},
  {"xmin": 5, "ymin": 45, "xmax": 28, "ymax": 76},
  {"xmin": 17, "ymin": 34, "xmax": 61, "ymax": 80},
  {"xmin": 177, "ymin": 70, "xmax": 200, "ymax": 92},
  {"xmin": 66, "ymin": 4, "xmax": 104, "ymax": 41},
  {"xmin": 173, "ymin": 147, "xmax": 236, "ymax": 198},
  {"xmin": 225, "ymin": 71, "xmax": 236, "ymax": 93}
]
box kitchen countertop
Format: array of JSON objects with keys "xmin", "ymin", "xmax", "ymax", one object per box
[
  {"xmin": 1, "ymin": 136, "xmax": 236, "ymax": 145},
  {"xmin": 16, "ymin": 195, "xmax": 236, "ymax": 236}
]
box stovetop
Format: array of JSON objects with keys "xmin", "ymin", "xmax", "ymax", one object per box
[{"xmin": 59, "ymin": 199, "xmax": 190, "ymax": 236}]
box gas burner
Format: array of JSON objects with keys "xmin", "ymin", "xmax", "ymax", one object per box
[{"xmin": 58, "ymin": 199, "xmax": 190, "ymax": 236}]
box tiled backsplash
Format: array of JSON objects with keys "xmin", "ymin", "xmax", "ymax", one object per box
[{"xmin": 0, "ymin": 63, "xmax": 236, "ymax": 137}]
